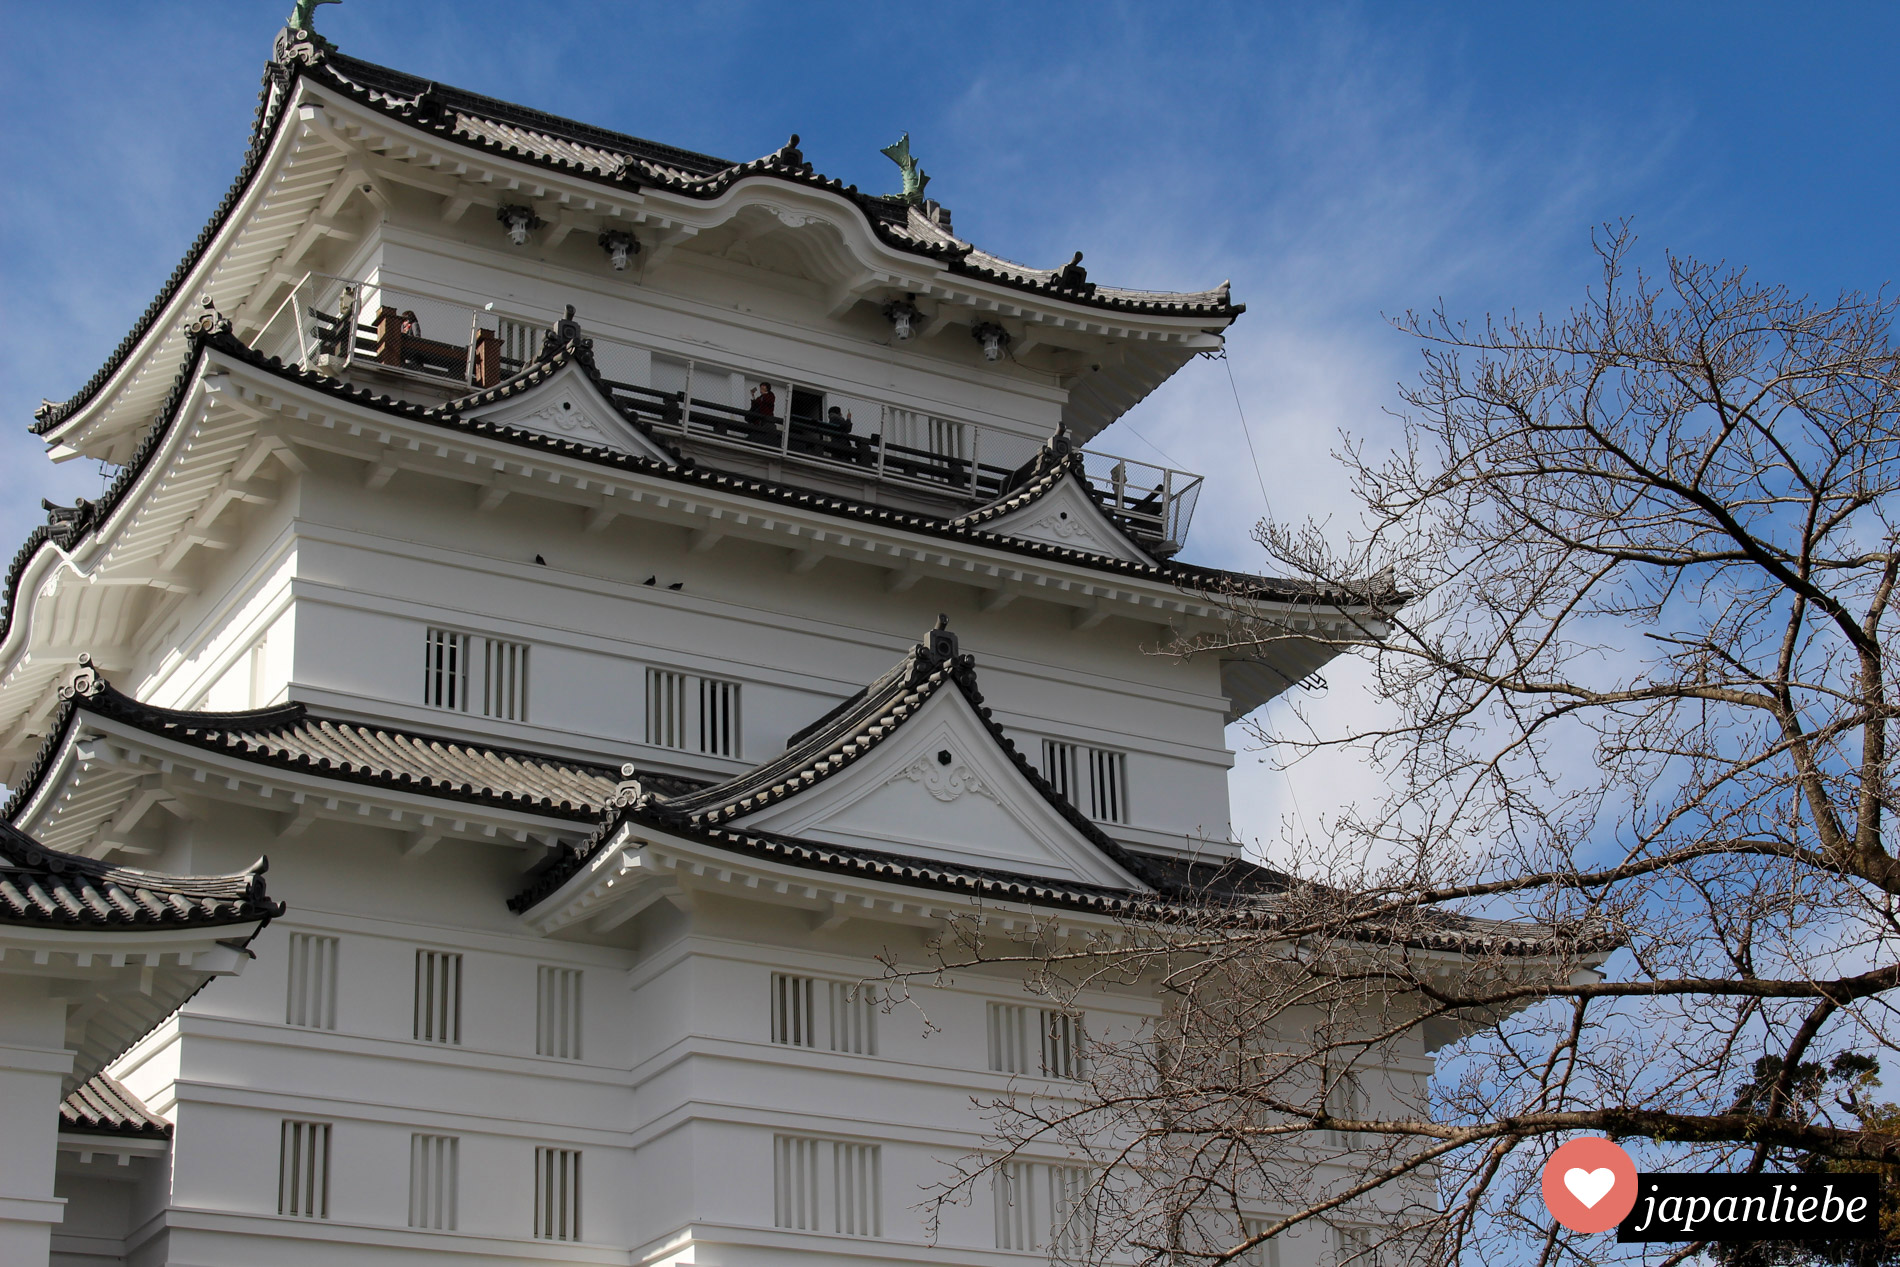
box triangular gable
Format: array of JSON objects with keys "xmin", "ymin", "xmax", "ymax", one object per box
[
  {"xmin": 641, "ymin": 625, "xmax": 1155, "ymax": 893},
  {"xmin": 949, "ymin": 433, "xmax": 1158, "ymax": 565},
  {"xmin": 968, "ymin": 470, "xmax": 1155, "ymax": 564},
  {"xmin": 733, "ymin": 683, "xmax": 1142, "ymax": 888},
  {"xmin": 455, "ymin": 354, "xmax": 677, "ymax": 465}
]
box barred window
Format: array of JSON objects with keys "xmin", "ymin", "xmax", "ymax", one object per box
[
  {"xmin": 646, "ymin": 668, "xmax": 741, "ymax": 757},
  {"xmin": 278, "ymin": 1120, "xmax": 331, "ymax": 1219},
  {"xmin": 771, "ymin": 973, "xmax": 816, "ymax": 1048},
  {"xmin": 1041, "ymin": 739, "xmax": 1077, "ymax": 803},
  {"xmin": 771, "ymin": 973, "xmax": 877, "ymax": 1055},
  {"xmin": 285, "ymin": 932, "xmax": 337, "ymax": 1030},
  {"xmin": 699, "ymin": 676, "xmax": 738, "ymax": 757},
  {"xmin": 409, "ymin": 1134, "xmax": 458, "ymax": 1230},
  {"xmin": 484, "ymin": 638, "xmax": 529, "ymax": 721},
  {"xmin": 993, "ymin": 1160, "xmax": 1091, "ymax": 1254},
  {"xmin": 414, "ymin": 950, "xmax": 462, "ymax": 1045},
  {"xmin": 774, "ymin": 1135, "xmax": 880, "ymax": 1237},
  {"xmin": 988, "ymin": 1002, "xmax": 1085, "ymax": 1079},
  {"xmin": 423, "ymin": 628, "xmax": 469, "ymax": 711},
  {"xmin": 1329, "ymin": 1222, "xmax": 1375, "ymax": 1267},
  {"xmin": 424, "ymin": 628, "xmax": 530, "ymax": 721},
  {"xmin": 646, "ymin": 668, "xmax": 688, "ymax": 749},
  {"xmin": 1326, "ymin": 1071, "xmax": 1367, "ymax": 1145},
  {"xmin": 1085, "ymin": 747, "xmax": 1127, "ymax": 824},
  {"xmin": 1041, "ymin": 740, "xmax": 1128, "ymax": 823},
  {"xmin": 537, "ymin": 966, "xmax": 582, "ymax": 1060},
  {"xmin": 1242, "ymin": 1217, "xmax": 1283, "ymax": 1267},
  {"xmin": 534, "ymin": 1147, "xmax": 582, "ymax": 1241}
]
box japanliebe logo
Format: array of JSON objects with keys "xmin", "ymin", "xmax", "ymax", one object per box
[
  {"xmin": 1540, "ymin": 1138, "xmax": 1640, "ymax": 1233},
  {"xmin": 1539, "ymin": 1139, "xmax": 1880, "ymax": 1242}
]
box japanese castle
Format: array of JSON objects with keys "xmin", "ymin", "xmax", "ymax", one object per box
[{"xmin": 1, "ymin": 13, "xmax": 1408, "ymax": 1267}]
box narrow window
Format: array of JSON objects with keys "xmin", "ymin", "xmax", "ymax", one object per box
[
  {"xmin": 1325, "ymin": 1070, "xmax": 1367, "ymax": 1146},
  {"xmin": 483, "ymin": 638, "xmax": 530, "ymax": 722},
  {"xmin": 1243, "ymin": 1218, "xmax": 1283, "ymax": 1267},
  {"xmin": 414, "ymin": 950, "xmax": 462, "ymax": 1045},
  {"xmin": 772, "ymin": 975, "xmax": 875, "ymax": 1054},
  {"xmin": 1041, "ymin": 1009, "xmax": 1085, "ymax": 1080},
  {"xmin": 993, "ymin": 1161, "xmax": 1091, "ymax": 1253},
  {"xmin": 989, "ymin": 1003, "xmax": 1084, "ymax": 1079},
  {"xmin": 278, "ymin": 1120, "xmax": 331, "ymax": 1218},
  {"xmin": 772, "ymin": 973, "xmax": 816, "ymax": 1048},
  {"xmin": 409, "ymin": 1134, "xmax": 458, "ymax": 1230},
  {"xmin": 1330, "ymin": 1223, "xmax": 1374, "ymax": 1267},
  {"xmin": 699, "ymin": 676, "xmax": 738, "ymax": 758},
  {"xmin": 827, "ymin": 981, "xmax": 877, "ymax": 1057},
  {"xmin": 989, "ymin": 1002, "xmax": 1031, "ymax": 1074},
  {"xmin": 1086, "ymin": 747, "xmax": 1128, "ymax": 824},
  {"xmin": 537, "ymin": 966, "xmax": 583, "ymax": 1060},
  {"xmin": 646, "ymin": 668, "xmax": 687, "ymax": 750},
  {"xmin": 775, "ymin": 1135, "xmax": 823, "ymax": 1231},
  {"xmin": 646, "ymin": 669, "xmax": 741, "ymax": 757},
  {"xmin": 831, "ymin": 1141, "xmax": 881, "ymax": 1237},
  {"xmin": 1041, "ymin": 739, "xmax": 1077, "ymax": 802},
  {"xmin": 775, "ymin": 1135, "xmax": 880, "ymax": 1236},
  {"xmin": 533, "ymin": 1147, "xmax": 582, "ymax": 1241},
  {"xmin": 1043, "ymin": 740, "xmax": 1129, "ymax": 823},
  {"xmin": 423, "ymin": 628, "xmax": 469, "ymax": 711},
  {"xmin": 285, "ymin": 932, "xmax": 337, "ymax": 1030}
]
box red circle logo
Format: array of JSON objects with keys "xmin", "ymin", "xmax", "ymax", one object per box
[{"xmin": 1540, "ymin": 1137, "xmax": 1638, "ymax": 1233}]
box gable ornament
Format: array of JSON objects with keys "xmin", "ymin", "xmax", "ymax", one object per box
[{"xmin": 886, "ymin": 754, "xmax": 999, "ymax": 805}]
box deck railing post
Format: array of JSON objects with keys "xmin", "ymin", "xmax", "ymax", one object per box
[
  {"xmin": 681, "ymin": 360, "xmax": 696, "ymax": 436},
  {"xmin": 967, "ymin": 423, "xmax": 983, "ymax": 500}
]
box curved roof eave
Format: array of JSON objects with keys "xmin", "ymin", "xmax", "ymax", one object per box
[{"xmin": 33, "ymin": 44, "xmax": 1243, "ymax": 443}]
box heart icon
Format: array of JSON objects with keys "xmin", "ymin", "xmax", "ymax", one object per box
[
  {"xmin": 1564, "ymin": 1167, "xmax": 1617, "ymax": 1208},
  {"xmin": 1542, "ymin": 1138, "xmax": 1636, "ymax": 1233}
]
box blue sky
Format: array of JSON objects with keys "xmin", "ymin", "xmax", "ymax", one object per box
[{"xmin": 3, "ymin": 1, "xmax": 1896, "ymax": 837}]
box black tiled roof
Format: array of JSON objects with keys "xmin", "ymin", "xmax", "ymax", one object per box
[
  {"xmin": 201, "ymin": 328, "xmax": 1332, "ymax": 595},
  {"xmin": 0, "ymin": 820, "xmax": 280, "ymax": 931},
  {"xmin": 512, "ymin": 789, "xmax": 1597, "ymax": 957},
  {"xmin": 32, "ymin": 41, "xmax": 1239, "ymax": 436},
  {"xmin": 514, "ymin": 625, "xmax": 1171, "ymax": 912},
  {"xmin": 326, "ymin": 54, "xmax": 736, "ymax": 180},
  {"xmin": 651, "ymin": 627, "xmax": 1163, "ymax": 879},
  {"xmin": 3, "ymin": 676, "xmax": 701, "ymax": 832},
  {"xmin": 309, "ymin": 53, "xmax": 1241, "ymax": 319},
  {"xmin": 443, "ymin": 331, "xmax": 679, "ymax": 468},
  {"xmin": 60, "ymin": 1074, "xmax": 172, "ymax": 1139},
  {"xmin": 5, "ymin": 327, "xmax": 1370, "ymax": 671},
  {"xmin": 946, "ymin": 429, "xmax": 1157, "ymax": 559}
]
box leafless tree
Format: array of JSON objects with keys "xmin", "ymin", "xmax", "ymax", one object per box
[{"xmin": 895, "ymin": 227, "xmax": 1900, "ymax": 1267}]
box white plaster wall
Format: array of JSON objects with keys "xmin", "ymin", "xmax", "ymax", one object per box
[
  {"xmin": 0, "ymin": 978, "xmax": 72, "ymax": 1267},
  {"xmin": 368, "ymin": 215, "xmax": 1070, "ymax": 448},
  {"xmin": 253, "ymin": 455, "xmax": 1235, "ymax": 846}
]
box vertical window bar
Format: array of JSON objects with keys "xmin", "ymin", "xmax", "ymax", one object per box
[
  {"xmin": 279, "ymin": 1120, "xmax": 331, "ymax": 1218},
  {"xmin": 414, "ymin": 950, "xmax": 462, "ymax": 1044},
  {"xmin": 537, "ymin": 966, "xmax": 582, "ymax": 1059},
  {"xmin": 286, "ymin": 933, "xmax": 338, "ymax": 1029}
]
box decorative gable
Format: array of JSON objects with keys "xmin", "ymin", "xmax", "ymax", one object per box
[
  {"xmin": 732, "ymin": 684, "xmax": 1144, "ymax": 889},
  {"xmin": 972, "ymin": 472, "xmax": 1155, "ymax": 564},
  {"xmin": 460, "ymin": 359, "xmax": 676, "ymax": 464}
]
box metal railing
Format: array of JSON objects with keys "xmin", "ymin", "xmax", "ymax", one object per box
[{"xmin": 249, "ymin": 276, "xmax": 1203, "ymax": 552}]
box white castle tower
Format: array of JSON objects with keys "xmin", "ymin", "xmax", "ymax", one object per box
[{"xmin": 0, "ymin": 15, "xmax": 1409, "ymax": 1267}]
